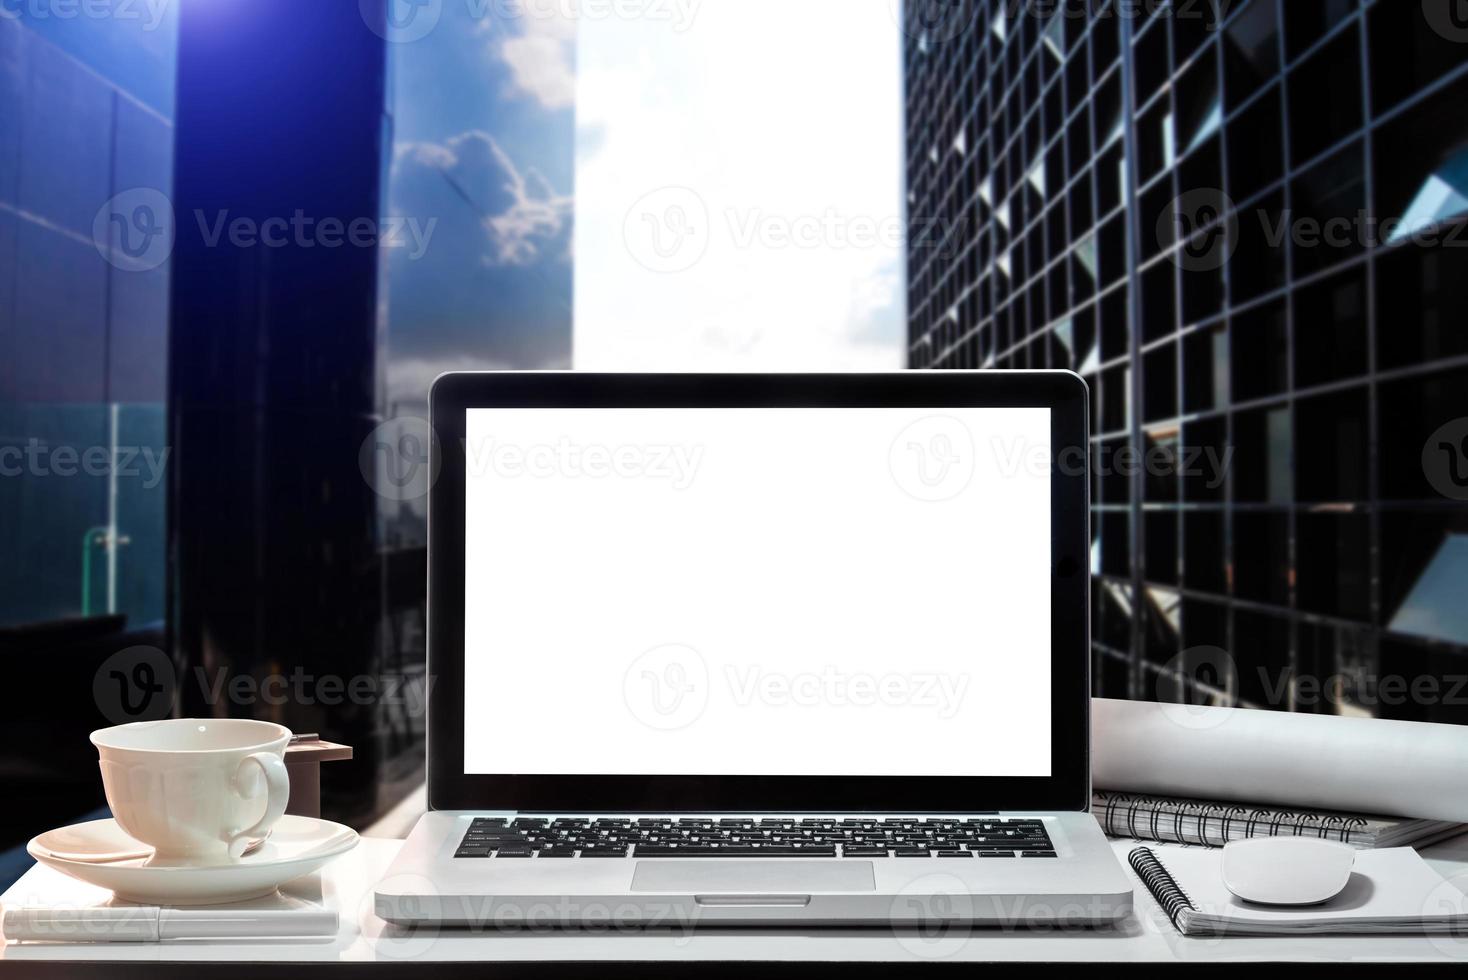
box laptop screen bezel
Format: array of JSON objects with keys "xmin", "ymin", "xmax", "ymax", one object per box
[{"xmin": 427, "ymin": 372, "xmax": 1091, "ymax": 813}]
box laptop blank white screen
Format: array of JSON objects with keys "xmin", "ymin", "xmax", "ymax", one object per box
[{"xmin": 462, "ymin": 407, "xmax": 1052, "ymax": 777}]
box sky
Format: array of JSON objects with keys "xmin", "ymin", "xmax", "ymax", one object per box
[
  {"xmin": 573, "ymin": 0, "xmax": 906, "ymax": 371},
  {"xmin": 384, "ymin": 0, "xmax": 576, "ymax": 407},
  {"xmin": 383, "ymin": 0, "xmax": 906, "ymax": 405}
]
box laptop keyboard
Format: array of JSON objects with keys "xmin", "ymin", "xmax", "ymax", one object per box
[{"xmin": 454, "ymin": 817, "xmax": 1055, "ymax": 858}]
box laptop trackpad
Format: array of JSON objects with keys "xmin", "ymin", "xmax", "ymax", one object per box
[{"xmin": 631, "ymin": 861, "xmax": 875, "ymax": 893}]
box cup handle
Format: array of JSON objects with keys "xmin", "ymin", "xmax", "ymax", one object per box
[{"xmin": 229, "ymin": 751, "xmax": 291, "ymax": 860}]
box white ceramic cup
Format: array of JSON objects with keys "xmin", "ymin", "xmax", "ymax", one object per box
[{"xmin": 91, "ymin": 719, "xmax": 292, "ymax": 867}]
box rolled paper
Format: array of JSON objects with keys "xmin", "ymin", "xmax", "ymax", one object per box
[{"xmin": 1092, "ymin": 697, "xmax": 1468, "ymax": 823}]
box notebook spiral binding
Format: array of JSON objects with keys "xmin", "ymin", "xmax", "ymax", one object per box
[
  {"xmin": 1096, "ymin": 792, "xmax": 1371, "ymax": 847},
  {"xmin": 1128, "ymin": 846, "xmax": 1196, "ymax": 931}
]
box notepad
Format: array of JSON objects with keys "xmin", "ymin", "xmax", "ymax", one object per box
[
  {"xmin": 1095, "ymin": 791, "xmax": 1467, "ymax": 849},
  {"xmin": 1, "ymin": 867, "xmax": 337, "ymax": 944},
  {"xmin": 1128, "ymin": 845, "xmax": 1468, "ymax": 937}
]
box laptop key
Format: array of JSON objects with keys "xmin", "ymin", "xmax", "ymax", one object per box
[
  {"xmin": 893, "ymin": 849, "xmax": 932, "ymax": 857},
  {"xmin": 936, "ymin": 851, "xmax": 972, "ymax": 858},
  {"xmin": 978, "ymin": 851, "xmax": 1016, "ymax": 858},
  {"xmin": 633, "ymin": 845, "xmax": 837, "ymax": 857},
  {"xmin": 1022, "ymin": 850, "xmax": 1058, "ymax": 858},
  {"xmin": 538, "ymin": 847, "xmax": 577, "ymax": 858},
  {"xmin": 842, "ymin": 847, "xmax": 890, "ymax": 857},
  {"xmin": 581, "ymin": 847, "xmax": 630, "ymax": 857},
  {"xmin": 495, "ymin": 847, "xmax": 532, "ymax": 857},
  {"xmin": 455, "ymin": 847, "xmax": 491, "ymax": 858}
]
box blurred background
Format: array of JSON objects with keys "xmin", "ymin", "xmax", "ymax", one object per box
[{"xmin": 0, "ymin": 0, "xmax": 1465, "ymax": 886}]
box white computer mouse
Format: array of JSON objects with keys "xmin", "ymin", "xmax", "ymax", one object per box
[{"xmin": 1222, "ymin": 837, "xmax": 1356, "ymax": 906}]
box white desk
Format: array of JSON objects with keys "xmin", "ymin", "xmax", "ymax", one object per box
[{"xmin": 3, "ymin": 834, "xmax": 1467, "ymax": 973}]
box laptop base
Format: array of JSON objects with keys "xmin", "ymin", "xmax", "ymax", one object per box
[{"xmin": 377, "ymin": 810, "xmax": 1133, "ymax": 928}]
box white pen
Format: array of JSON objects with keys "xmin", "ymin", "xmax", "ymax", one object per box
[{"xmin": 2, "ymin": 905, "xmax": 339, "ymax": 943}]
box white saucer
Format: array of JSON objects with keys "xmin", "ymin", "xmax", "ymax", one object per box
[
  {"xmin": 28, "ymin": 815, "xmax": 359, "ymax": 905},
  {"xmin": 31, "ymin": 820, "xmax": 269, "ymax": 863}
]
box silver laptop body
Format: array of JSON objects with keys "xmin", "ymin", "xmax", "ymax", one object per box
[{"xmin": 377, "ymin": 372, "xmax": 1134, "ymax": 928}]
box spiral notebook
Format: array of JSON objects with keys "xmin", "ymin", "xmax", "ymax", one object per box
[
  {"xmin": 1128, "ymin": 845, "xmax": 1468, "ymax": 937},
  {"xmin": 1095, "ymin": 791, "xmax": 1467, "ymax": 850}
]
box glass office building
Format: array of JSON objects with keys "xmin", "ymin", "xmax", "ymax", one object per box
[
  {"xmin": 0, "ymin": 7, "xmax": 176, "ymax": 880},
  {"xmin": 0, "ymin": 9, "xmax": 175, "ymax": 631},
  {"xmin": 904, "ymin": 0, "xmax": 1468, "ymax": 722}
]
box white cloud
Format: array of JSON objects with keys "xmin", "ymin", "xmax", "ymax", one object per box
[
  {"xmin": 499, "ymin": 34, "xmax": 576, "ymax": 109},
  {"xmin": 482, "ymin": 141, "xmax": 572, "ymax": 264},
  {"xmin": 393, "ymin": 130, "xmax": 572, "ymax": 268},
  {"xmin": 395, "ymin": 141, "xmax": 458, "ymax": 170},
  {"xmin": 492, "ymin": 8, "xmax": 577, "ymax": 110}
]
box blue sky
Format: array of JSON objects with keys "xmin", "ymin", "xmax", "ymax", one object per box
[
  {"xmin": 382, "ymin": 0, "xmax": 905, "ymax": 404},
  {"xmin": 385, "ymin": 0, "xmax": 577, "ymax": 405}
]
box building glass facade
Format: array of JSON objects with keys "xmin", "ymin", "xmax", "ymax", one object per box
[
  {"xmin": 0, "ymin": 9, "xmax": 175, "ymax": 630},
  {"xmin": 904, "ymin": 0, "xmax": 1468, "ymax": 722}
]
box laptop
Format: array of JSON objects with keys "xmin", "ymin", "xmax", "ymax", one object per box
[{"xmin": 376, "ymin": 372, "xmax": 1134, "ymax": 928}]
